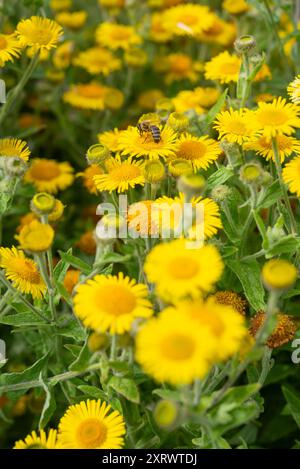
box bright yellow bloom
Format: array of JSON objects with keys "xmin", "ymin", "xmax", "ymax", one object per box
[
  {"xmin": 0, "ymin": 33, "xmax": 23, "ymax": 67},
  {"xmin": 50, "ymin": 0, "xmax": 71, "ymax": 11},
  {"xmin": 137, "ymin": 89, "xmax": 165, "ymax": 111},
  {"xmin": 205, "ymin": 51, "xmax": 241, "ymax": 84},
  {"xmin": 14, "ymin": 429, "xmax": 58, "ymax": 449},
  {"xmin": 198, "ymin": 17, "xmax": 236, "ymax": 47},
  {"xmin": 97, "ymin": 128, "xmax": 122, "ymax": 152},
  {"xmin": 78, "ymin": 164, "xmax": 103, "ymax": 194},
  {"xmin": 174, "ymin": 133, "xmax": 221, "ymax": 170},
  {"xmin": 214, "ymin": 108, "xmax": 258, "ymax": 145},
  {"xmin": 63, "ymin": 82, "xmax": 111, "ymax": 111},
  {"xmin": 0, "ymin": 137, "xmax": 30, "ymax": 161},
  {"xmin": 172, "ymin": 87, "xmax": 219, "ymax": 114},
  {"xmin": 245, "ymin": 134, "xmax": 300, "ymax": 163},
  {"xmin": 94, "ymin": 156, "xmax": 145, "ymax": 193},
  {"xmin": 160, "ymin": 53, "xmax": 200, "ymax": 84},
  {"xmin": 16, "ymin": 16, "xmax": 63, "ymax": 52},
  {"xmin": 250, "ymin": 97, "xmax": 300, "ymax": 140},
  {"xmin": 150, "ymin": 13, "xmax": 173, "ymax": 43},
  {"xmin": 58, "ymin": 399, "xmax": 126, "ymax": 449},
  {"xmin": 222, "ymin": 0, "xmax": 250, "ymax": 15},
  {"xmin": 99, "ymin": 0, "xmax": 125, "ymax": 8},
  {"xmin": 287, "ymin": 75, "xmax": 300, "ymax": 104},
  {"xmin": 53, "ymin": 40, "xmax": 73, "ymax": 69},
  {"xmin": 262, "ymin": 259, "xmax": 297, "ymax": 290},
  {"xmin": 118, "ymin": 126, "xmax": 178, "ymax": 160},
  {"xmin": 254, "ymin": 63, "xmax": 272, "ymax": 82},
  {"xmin": 144, "ymin": 239, "xmax": 224, "ymax": 302},
  {"xmin": 96, "ymin": 23, "xmax": 141, "ymax": 51},
  {"xmin": 73, "ymin": 47, "xmax": 121, "ymax": 75},
  {"xmin": 135, "ymin": 307, "xmax": 216, "ymax": 384},
  {"xmin": 48, "ymin": 199, "xmax": 65, "ymax": 222},
  {"xmin": 24, "ymin": 159, "xmax": 74, "ymax": 194},
  {"xmin": 73, "ymin": 272, "xmax": 152, "ymax": 334},
  {"xmin": 283, "ymin": 155, "xmax": 300, "ymax": 197},
  {"xmin": 0, "ymin": 246, "xmax": 46, "ymax": 299},
  {"xmin": 55, "ymin": 11, "xmax": 87, "ymax": 29},
  {"xmin": 16, "ymin": 220, "xmax": 54, "ymax": 253},
  {"xmin": 162, "ymin": 4, "xmax": 215, "ymax": 37}
]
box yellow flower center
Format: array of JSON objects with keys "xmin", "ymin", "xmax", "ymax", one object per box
[
  {"xmin": 111, "ymin": 28, "xmax": 131, "ymax": 41},
  {"xmin": 226, "ymin": 118, "xmax": 247, "ymax": 135},
  {"xmin": 277, "ymin": 135, "xmax": 292, "ymax": 150},
  {"xmin": 222, "ymin": 61, "xmax": 240, "ymax": 75},
  {"xmin": 78, "ymin": 84, "xmax": 105, "ymax": 99},
  {"xmin": 77, "ymin": 418, "xmax": 107, "ymax": 448},
  {"xmin": 29, "ymin": 28, "xmax": 53, "ymax": 46},
  {"xmin": 0, "ymin": 36, "xmax": 8, "ymax": 49},
  {"xmin": 177, "ymin": 140, "xmax": 207, "ymax": 160},
  {"xmin": 161, "ymin": 333, "xmax": 196, "ymax": 360},
  {"xmin": 194, "ymin": 310, "xmax": 225, "ymax": 336},
  {"xmin": 10, "ymin": 258, "xmax": 41, "ymax": 284},
  {"xmin": 110, "ymin": 163, "xmax": 141, "ymax": 182},
  {"xmin": 30, "ymin": 161, "xmax": 60, "ymax": 180},
  {"xmin": 258, "ymin": 109, "xmax": 288, "ymax": 126},
  {"xmin": 180, "ymin": 14, "xmax": 198, "ymax": 26},
  {"xmin": 169, "ymin": 256, "xmax": 199, "ymax": 279},
  {"xmin": 95, "ymin": 284, "xmax": 136, "ymax": 315},
  {"xmin": 171, "ymin": 56, "xmax": 191, "ymax": 73}
]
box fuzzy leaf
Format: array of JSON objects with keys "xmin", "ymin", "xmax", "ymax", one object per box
[
  {"xmin": 39, "ymin": 373, "xmax": 56, "ymax": 429},
  {"xmin": 108, "ymin": 376, "xmax": 140, "ymax": 403}
]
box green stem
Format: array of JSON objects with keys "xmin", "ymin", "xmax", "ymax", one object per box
[
  {"xmin": 35, "ymin": 253, "xmax": 57, "ymax": 322},
  {"xmin": 110, "ymin": 334, "xmax": 117, "ymax": 361}
]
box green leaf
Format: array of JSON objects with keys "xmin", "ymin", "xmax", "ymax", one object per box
[
  {"xmin": 108, "ymin": 376, "xmax": 140, "ymax": 403},
  {"xmin": 216, "ymin": 384, "xmax": 261, "ymax": 407},
  {"xmin": 282, "ymin": 386, "xmax": 300, "ymax": 429},
  {"xmin": 58, "ymin": 318, "xmax": 86, "ymax": 342},
  {"xmin": 0, "ymin": 312, "xmax": 48, "ymax": 327},
  {"xmin": 39, "ymin": 373, "xmax": 56, "ymax": 429},
  {"xmin": 153, "ymin": 388, "xmax": 182, "ymax": 401},
  {"xmin": 96, "ymin": 252, "xmax": 132, "ymax": 266},
  {"xmin": 0, "ymin": 353, "xmax": 49, "ymax": 399},
  {"xmin": 78, "ymin": 385, "xmax": 107, "ymax": 401},
  {"xmin": 266, "ymin": 236, "xmax": 300, "ymax": 257},
  {"xmin": 204, "ymin": 88, "xmax": 228, "ymax": 128},
  {"xmin": 54, "ymin": 249, "xmax": 72, "ymax": 282},
  {"xmin": 257, "ymin": 181, "xmax": 282, "ymax": 209},
  {"xmin": 69, "ymin": 339, "xmax": 90, "ymax": 372},
  {"xmin": 206, "ymin": 167, "xmax": 234, "ymax": 191},
  {"xmin": 226, "ymin": 258, "xmax": 265, "ymax": 310},
  {"xmin": 58, "ymin": 251, "xmax": 92, "ymax": 275}
]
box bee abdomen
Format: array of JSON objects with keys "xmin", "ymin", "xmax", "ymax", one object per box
[{"xmin": 150, "ymin": 125, "xmax": 161, "ymax": 143}]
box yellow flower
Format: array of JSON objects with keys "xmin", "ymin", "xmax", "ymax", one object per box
[
  {"xmin": 150, "ymin": 13, "xmax": 173, "ymax": 43},
  {"xmin": 48, "ymin": 199, "xmax": 65, "ymax": 222},
  {"xmin": 250, "ymin": 97, "xmax": 300, "ymax": 140},
  {"xmin": 77, "ymin": 230, "xmax": 96, "ymax": 255},
  {"xmin": 245, "ymin": 134, "xmax": 300, "ymax": 163},
  {"xmin": 55, "ymin": 11, "xmax": 87, "ymax": 29},
  {"xmin": 178, "ymin": 298, "xmax": 247, "ymax": 361},
  {"xmin": 14, "ymin": 429, "xmax": 58, "ymax": 449},
  {"xmin": 118, "ymin": 126, "xmax": 178, "ymax": 160},
  {"xmin": 135, "ymin": 307, "xmax": 216, "ymax": 385},
  {"xmin": 160, "ymin": 53, "xmax": 200, "ymax": 84},
  {"xmin": 262, "ymin": 259, "xmax": 297, "ymax": 291},
  {"xmin": 254, "ymin": 63, "xmax": 272, "ymax": 82},
  {"xmin": 222, "ymin": 0, "xmax": 250, "ymax": 15},
  {"xmin": 283, "ymin": 155, "xmax": 300, "ymax": 196},
  {"xmin": 50, "ymin": 0, "xmax": 72, "ymax": 11},
  {"xmin": 144, "ymin": 239, "xmax": 224, "ymax": 302},
  {"xmin": 137, "ymin": 89, "xmax": 164, "ymax": 111},
  {"xmin": 63, "ymin": 268, "xmax": 80, "ymax": 294},
  {"xmin": 212, "ymin": 290, "xmax": 247, "ymax": 316},
  {"xmin": 94, "ymin": 156, "xmax": 145, "ymax": 193},
  {"xmin": 73, "ymin": 47, "xmax": 121, "ymax": 75},
  {"xmin": 214, "ymin": 108, "xmax": 257, "ymax": 145},
  {"xmin": 58, "ymin": 399, "xmax": 126, "ymax": 449},
  {"xmin": 63, "ymin": 82, "xmax": 107, "ymax": 111},
  {"xmin": 198, "ymin": 17, "xmax": 237, "ymax": 47},
  {"xmin": 0, "ymin": 137, "xmax": 30, "ymax": 161},
  {"xmin": 174, "ymin": 133, "xmax": 221, "ymax": 170},
  {"xmin": 162, "ymin": 4, "xmax": 215, "ymax": 37},
  {"xmin": 53, "ymin": 40, "xmax": 73, "ymax": 69},
  {"xmin": 287, "ymin": 75, "xmax": 300, "ymax": 104},
  {"xmin": 99, "ymin": 0, "xmax": 125, "ymax": 8},
  {"xmin": 73, "ymin": 272, "xmax": 152, "ymax": 334},
  {"xmin": 250, "ymin": 311, "xmax": 296, "ymax": 348},
  {"xmin": 95, "ymin": 23, "xmax": 141, "ymax": 51},
  {"xmin": 24, "ymin": 158, "xmax": 74, "ymax": 194},
  {"xmin": 16, "ymin": 16, "xmax": 63, "ymax": 52},
  {"xmin": 254, "ymin": 93, "xmax": 275, "ymax": 104},
  {"xmin": 172, "ymin": 87, "xmax": 219, "ymax": 114},
  {"xmin": 97, "ymin": 128, "xmax": 122, "ymax": 153},
  {"xmin": 205, "ymin": 51, "xmax": 241, "ymax": 84},
  {"xmin": 78, "ymin": 164, "xmax": 103, "ymax": 194},
  {"xmin": 0, "ymin": 246, "xmax": 46, "ymax": 299},
  {"xmin": 16, "ymin": 213, "xmax": 37, "ymax": 233},
  {"xmin": 0, "ymin": 33, "xmax": 23, "ymax": 67},
  {"xmin": 16, "ymin": 220, "xmax": 54, "ymax": 253}
]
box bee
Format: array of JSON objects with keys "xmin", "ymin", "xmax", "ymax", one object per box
[{"xmin": 137, "ymin": 120, "xmax": 161, "ymax": 143}]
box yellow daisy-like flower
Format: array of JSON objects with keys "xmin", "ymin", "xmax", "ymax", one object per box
[
  {"xmin": 0, "ymin": 33, "xmax": 23, "ymax": 67},
  {"xmin": 287, "ymin": 75, "xmax": 300, "ymax": 104},
  {"xmin": 245, "ymin": 134, "xmax": 300, "ymax": 163},
  {"xmin": 144, "ymin": 239, "xmax": 224, "ymax": 302},
  {"xmin": 58, "ymin": 399, "xmax": 126, "ymax": 449},
  {"xmin": 222, "ymin": 0, "xmax": 250, "ymax": 15},
  {"xmin": 0, "ymin": 246, "xmax": 46, "ymax": 299},
  {"xmin": 198, "ymin": 17, "xmax": 236, "ymax": 47},
  {"xmin": 172, "ymin": 87, "xmax": 220, "ymax": 114},
  {"xmin": 14, "ymin": 429, "xmax": 58, "ymax": 449},
  {"xmin": 16, "ymin": 16, "xmax": 63, "ymax": 52},
  {"xmin": 283, "ymin": 155, "xmax": 300, "ymax": 197},
  {"xmin": 24, "ymin": 158, "xmax": 74, "ymax": 194},
  {"xmin": 174, "ymin": 133, "xmax": 221, "ymax": 170},
  {"xmin": 135, "ymin": 307, "xmax": 216, "ymax": 385},
  {"xmin": 118, "ymin": 125, "xmax": 178, "ymax": 160},
  {"xmin": 150, "ymin": 13, "xmax": 174, "ymax": 43},
  {"xmin": 53, "ymin": 40, "xmax": 73, "ymax": 69},
  {"xmin": 262, "ymin": 259, "xmax": 297, "ymax": 291},
  {"xmin": 162, "ymin": 4, "xmax": 215, "ymax": 37},
  {"xmin": 250, "ymin": 97, "xmax": 300, "ymax": 140},
  {"xmin": 98, "ymin": 128, "xmax": 122, "ymax": 153},
  {"xmin": 254, "ymin": 63, "xmax": 272, "ymax": 82},
  {"xmin": 162, "ymin": 53, "xmax": 200, "ymax": 84},
  {"xmin": 56, "ymin": 11, "xmax": 87, "ymax": 30},
  {"xmin": 63, "ymin": 268, "xmax": 80, "ymax": 294},
  {"xmin": 177, "ymin": 298, "xmax": 247, "ymax": 361},
  {"xmin": 137, "ymin": 89, "xmax": 164, "ymax": 111},
  {"xmin": 95, "ymin": 22, "xmax": 141, "ymax": 51},
  {"xmin": 63, "ymin": 82, "xmax": 110, "ymax": 111},
  {"xmin": 73, "ymin": 272, "xmax": 152, "ymax": 334},
  {"xmin": 16, "ymin": 220, "xmax": 54, "ymax": 253},
  {"xmin": 73, "ymin": 47, "xmax": 121, "ymax": 76},
  {"xmin": 78, "ymin": 164, "xmax": 103, "ymax": 194},
  {"xmin": 0, "ymin": 137, "xmax": 30, "ymax": 161},
  {"xmin": 94, "ymin": 156, "xmax": 145, "ymax": 193},
  {"xmin": 205, "ymin": 51, "xmax": 241, "ymax": 84},
  {"xmin": 214, "ymin": 108, "xmax": 257, "ymax": 145}
]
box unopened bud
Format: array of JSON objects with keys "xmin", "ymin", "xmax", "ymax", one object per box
[
  {"xmin": 31, "ymin": 193, "xmax": 55, "ymax": 215},
  {"xmin": 86, "ymin": 143, "xmax": 110, "ymax": 165},
  {"xmin": 234, "ymin": 35, "xmax": 256, "ymax": 55}
]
